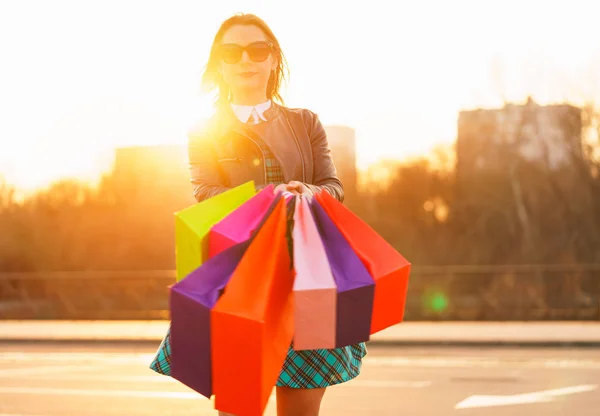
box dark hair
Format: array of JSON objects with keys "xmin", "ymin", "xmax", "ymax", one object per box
[{"xmin": 201, "ymin": 13, "xmax": 289, "ymax": 107}]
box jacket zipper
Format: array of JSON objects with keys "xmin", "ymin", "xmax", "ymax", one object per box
[{"xmin": 283, "ymin": 114, "xmax": 306, "ymax": 182}]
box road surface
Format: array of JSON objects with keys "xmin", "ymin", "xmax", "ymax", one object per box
[{"xmin": 1, "ymin": 342, "xmax": 599, "ymax": 415}]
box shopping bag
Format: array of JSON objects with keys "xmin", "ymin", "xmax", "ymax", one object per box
[
  {"xmin": 292, "ymin": 196, "xmax": 337, "ymax": 350},
  {"xmin": 175, "ymin": 181, "xmax": 256, "ymax": 281},
  {"xmin": 169, "ymin": 239, "xmax": 252, "ymax": 398},
  {"xmin": 315, "ymin": 190, "xmax": 411, "ymax": 334},
  {"xmin": 149, "ymin": 194, "xmax": 282, "ymax": 390},
  {"xmin": 211, "ymin": 196, "xmax": 294, "ymax": 416},
  {"xmin": 310, "ymin": 198, "xmax": 375, "ymax": 347},
  {"xmin": 208, "ymin": 184, "xmax": 276, "ymax": 258}
]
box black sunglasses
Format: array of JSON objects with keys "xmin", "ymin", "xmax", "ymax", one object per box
[{"xmin": 217, "ymin": 41, "xmax": 274, "ymax": 64}]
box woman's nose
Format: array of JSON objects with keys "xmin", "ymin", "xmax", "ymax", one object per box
[{"xmin": 239, "ymin": 51, "xmax": 252, "ymax": 63}]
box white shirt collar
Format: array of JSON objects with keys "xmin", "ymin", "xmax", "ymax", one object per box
[{"xmin": 230, "ymin": 100, "xmax": 272, "ymax": 123}]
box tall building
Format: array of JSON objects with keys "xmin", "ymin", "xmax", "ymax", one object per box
[
  {"xmin": 324, "ymin": 125, "xmax": 358, "ymax": 202},
  {"xmin": 456, "ymin": 99, "xmax": 583, "ymax": 179}
]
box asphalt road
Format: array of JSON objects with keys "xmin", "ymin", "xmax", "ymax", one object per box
[{"xmin": 0, "ymin": 342, "xmax": 599, "ymax": 415}]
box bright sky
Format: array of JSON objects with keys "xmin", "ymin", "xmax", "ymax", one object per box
[{"xmin": 1, "ymin": 0, "xmax": 599, "ymax": 193}]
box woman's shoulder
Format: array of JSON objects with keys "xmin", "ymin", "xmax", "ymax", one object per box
[
  {"xmin": 187, "ymin": 110, "xmax": 227, "ymax": 143},
  {"xmin": 276, "ymin": 104, "xmax": 321, "ymax": 128},
  {"xmin": 278, "ymin": 104, "xmax": 316, "ymax": 117},
  {"xmin": 187, "ymin": 121, "xmax": 213, "ymax": 149}
]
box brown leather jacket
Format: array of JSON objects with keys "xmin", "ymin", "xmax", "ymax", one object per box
[{"xmin": 188, "ymin": 102, "xmax": 344, "ymax": 203}]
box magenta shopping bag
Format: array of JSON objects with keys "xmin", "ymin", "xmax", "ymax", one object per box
[
  {"xmin": 208, "ymin": 184, "xmax": 276, "ymax": 258},
  {"xmin": 292, "ymin": 196, "xmax": 337, "ymax": 350},
  {"xmin": 309, "ymin": 198, "xmax": 375, "ymax": 347}
]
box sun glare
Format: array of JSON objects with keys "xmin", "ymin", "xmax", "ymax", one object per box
[
  {"xmin": 1, "ymin": 90, "xmax": 217, "ymax": 197},
  {"xmin": 1, "ymin": 1, "xmax": 599, "ymax": 196}
]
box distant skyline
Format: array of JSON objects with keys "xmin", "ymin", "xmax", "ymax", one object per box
[{"xmin": 1, "ymin": 0, "xmax": 599, "ymax": 193}]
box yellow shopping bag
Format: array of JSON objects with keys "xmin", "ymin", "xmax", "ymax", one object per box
[{"xmin": 174, "ymin": 181, "xmax": 256, "ymax": 281}]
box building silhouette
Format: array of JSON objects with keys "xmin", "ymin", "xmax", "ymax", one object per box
[
  {"xmin": 323, "ymin": 125, "xmax": 358, "ymax": 205},
  {"xmin": 456, "ymin": 99, "xmax": 582, "ymax": 180}
]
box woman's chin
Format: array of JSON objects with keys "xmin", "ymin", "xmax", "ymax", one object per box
[{"xmin": 233, "ymin": 78, "xmax": 265, "ymax": 90}]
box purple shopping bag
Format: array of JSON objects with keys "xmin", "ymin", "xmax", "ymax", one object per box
[
  {"xmin": 310, "ymin": 198, "xmax": 375, "ymax": 347},
  {"xmin": 208, "ymin": 184, "xmax": 276, "ymax": 258},
  {"xmin": 169, "ymin": 239, "xmax": 251, "ymax": 398},
  {"xmin": 169, "ymin": 194, "xmax": 283, "ymax": 398}
]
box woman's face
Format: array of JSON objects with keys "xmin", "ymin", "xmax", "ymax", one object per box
[{"xmin": 217, "ymin": 24, "xmax": 278, "ymax": 100}]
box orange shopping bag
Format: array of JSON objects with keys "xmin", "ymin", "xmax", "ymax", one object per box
[
  {"xmin": 210, "ymin": 196, "xmax": 294, "ymax": 416},
  {"xmin": 315, "ymin": 191, "xmax": 411, "ymax": 334}
]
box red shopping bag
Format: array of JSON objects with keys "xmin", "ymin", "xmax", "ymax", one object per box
[
  {"xmin": 292, "ymin": 196, "xmax": 337, "ymax": 350},
  {"xmin": 208, "ymin": 184, "xmax": 276, "ymax": 258},
  {"xmin": 211, "ymin": 196, "xmax": 294, "ymax": 416},
  {"xmin": 310, "ymin": 198, "xmax": 374, "ymax": 347},
  {"xmin": 315, "ymin": 191, "xmax": 411, "ymax": 334}
]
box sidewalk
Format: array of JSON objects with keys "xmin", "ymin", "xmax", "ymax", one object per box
[{"xmin": 2, "ymin": 320, "xmax": 600, "ymax": 346}]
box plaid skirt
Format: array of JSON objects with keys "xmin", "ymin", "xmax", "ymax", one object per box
[
  {"xmin": 276, "ymin": 342, "xmax": 366, "ymax": 388},
  {"xmin": 150, "ymin": 327, "xmax": 367, "ymax": 388}
]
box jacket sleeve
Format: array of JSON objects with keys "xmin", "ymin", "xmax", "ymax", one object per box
[
  {"xmin": 303, "ymin": 111, "xmax": 345, "ymax": 202},
  {"xmin": 188, "ymin": 125, "xmax": 230, "ymax": 202}
]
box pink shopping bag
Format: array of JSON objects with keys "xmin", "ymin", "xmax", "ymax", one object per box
[
  {"xmin": 292, "ymin": 196, "xmax": 337, "ymax": 350},
  {"xmin": 208, "ymin": 184, "xmax": 276, "ymax": 258}
]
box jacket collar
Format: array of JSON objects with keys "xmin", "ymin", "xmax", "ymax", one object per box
[
  {"xmin": 210, "ymin": 100, "xmax": 282, "ymax": 141},
  {"xmin": 231, "ymin": 100, "xmax": 272, "ymax": 123}
]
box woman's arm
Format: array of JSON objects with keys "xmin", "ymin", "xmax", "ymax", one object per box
[
  {"xmin": 188, "ymin": 127, "xmax": 230, "ymax": 202},
  {"xmin": 303, "ymin": 111, "xmax": 344, "ymax": 202}
]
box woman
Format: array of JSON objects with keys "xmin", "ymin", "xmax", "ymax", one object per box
[{"xmin": 189, "ymin": 13, "xmax": 366, "ymax": 416}]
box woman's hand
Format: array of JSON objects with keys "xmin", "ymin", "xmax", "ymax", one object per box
[
  {"xmin": 274, "ymin": 183, "xmax": 288, "ymax": 194},
  {"xmin": 286, "ymin": 181, "xmax": 312, "ymax": 195},
  {"xmin": 274, "ymin": 181, "xmax": 312, "ymax": 196}
]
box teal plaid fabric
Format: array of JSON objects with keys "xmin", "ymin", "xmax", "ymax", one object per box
[
  {"xmin": 149, "ymin": 122, "xmax": 367, "ymax": 388},
  {"xmin": 246, "ymin": 110, "xmax": 285, "ymax": 185},
  {"xmin": 250, "ymin": 131, "xmax": 285, "ymax": 185},
  {"xmin": 277, "ymin": 343, "xmax": 366, "ymax": 388},
  {"xmin": 149, "ymin": 325, "xmax": 172, "ymax": 376}
]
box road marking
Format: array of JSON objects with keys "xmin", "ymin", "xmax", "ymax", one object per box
[
  {"xmin": 0, "ymin": 365, "xmax": 96, "ymax": 377},
  {"xmin": 455, "ymin": 384, "xmax": 599, "ymax": 409},
  {"xmin": 3, "ymin": 353, "xmax": 600, "ymax": 369},
  {"xmin": 11, "ymin": 374, "xmax": 179, "ymax": 383},
  {"xmin": 365, "ymin": 357, "xmax": 600, "ymax": 369},
  {"xmin": 8, "ymin": 373, "xmax": 432, "ymax": 389},
  {"xmin": 0, "ymin": 386, "xmax": 207, "ymax": 400},
  {"xmin": 347, "ymin": 380, "xmax": 431, "ymax": 388},
  {"xmin": 0, "ymin": 414, "xmax": 50, "ymax": 416},
  {"xmin": 0, "ymin": 352, "xmax": 152, "ymax": 364}
]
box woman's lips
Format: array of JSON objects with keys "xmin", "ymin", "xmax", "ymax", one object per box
[{"xmin": 239, "ymin": 72, "xmax": 257, "ymax": 78}]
